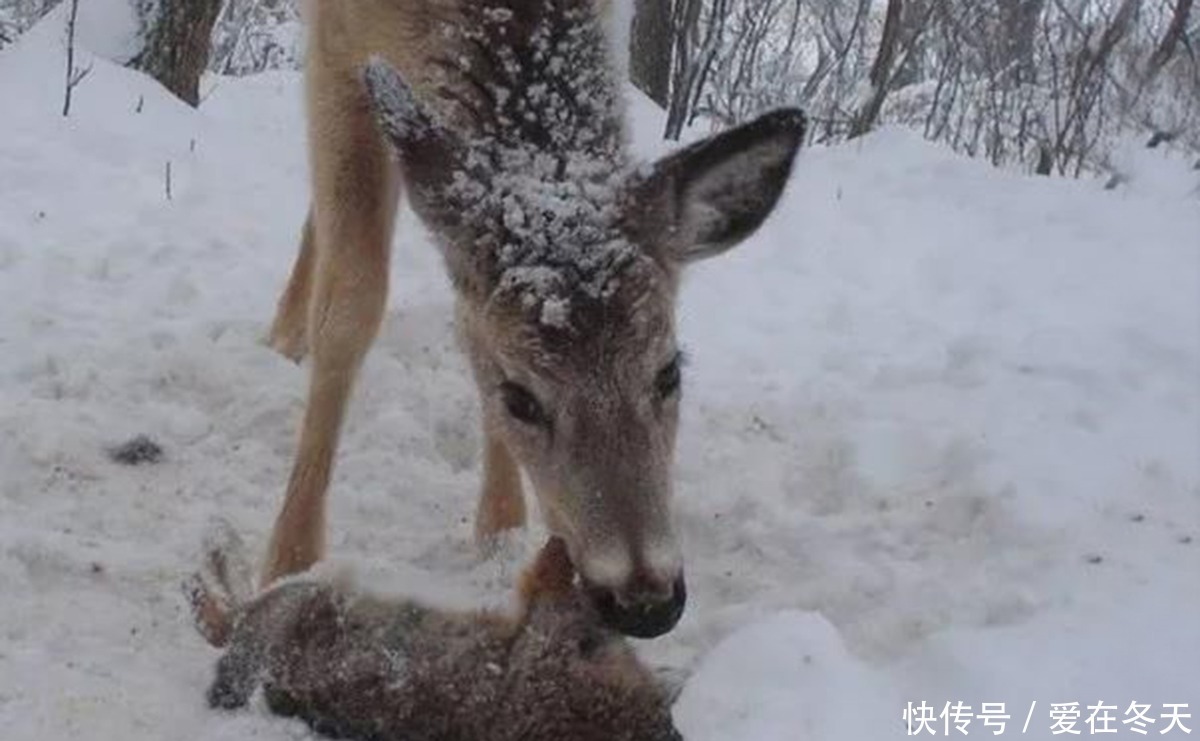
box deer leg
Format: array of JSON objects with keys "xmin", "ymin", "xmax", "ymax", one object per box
[
  {"xmin": 262, "ymin": 81, "xmax": 398, "ymax": 586},
  {"xmin": 474, "ymin": 428, "xmax": 527, "ymax": 546},
  {"xmin": 268, "ymin": 212, "xmax": 317, "ymax": 363}
]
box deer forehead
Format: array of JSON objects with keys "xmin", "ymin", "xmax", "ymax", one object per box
[
  {"xmin": 480, "ymin": 258, "xmax": 678, "ymax": 383},
  {"xmin": 454, "ymin": 150, "xmax": 638, "ymax": 317}
]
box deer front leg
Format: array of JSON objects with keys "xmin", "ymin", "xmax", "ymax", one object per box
[
  {"xmin": 262, "ymin": 243, "xmax": 391, "ymax": 584},
  {"xmin": 262, "ymin": 78, "xmax": 398, "ymax": 586},
  {"xmin": 474, "ymin": 428, "xmax": 527, "ymax": 547}
]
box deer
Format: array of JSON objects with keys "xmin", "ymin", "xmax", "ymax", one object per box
[
  {"xmin": 261, "ymin": 0, "xmax": 806, "ymax": 639},
  {"xmin": 187, "ymin": 526, "xmax": 684, "ymax": 741}
]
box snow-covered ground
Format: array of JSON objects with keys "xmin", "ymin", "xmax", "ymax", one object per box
[{"xmin": 1, "ymin": 14, "xmax": 1197, "ymax": 741}]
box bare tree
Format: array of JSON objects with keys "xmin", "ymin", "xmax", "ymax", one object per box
[
  {"xmin": 209, "ymin": 0, "xmax": 302, "ymax": 75},
  {"xmin": 669, "ymin": 0, "xmax": 814, "ymax": 138},
  {"xmin": 129, "ymin": 0, "xmax": 223, "ymax": 106},
  {"xmin": 1042, "ymin": 0, "xmax": 1142, "ymax": 174},
  {"xmin": 61, "ymin": 0, "xmax": 90, "ymax": 116},
  {"xmin": 630, "ymin": 0, "xmax": 673, "ymax": 108},
  {"xmin": 849, "ymin": 0, "xmax": 904, "ymax": 138},
  {"xmin": 1, "ymin": 0, "xmax": 61, "ymax": 42},
  {"xmin": 665, "ymin": 0, "xmax": 724, "ymax": 139},
  {"xmin": 809, "ymin": 0, "xmax": 873, "ymax": 141},
  {"xmin": 1147, "ymin": 0, "xmax": 1193, "ymax": 76},
  {"xmin": 658, "ymin": 0, "xmax": 1196, "ymax": 174}
]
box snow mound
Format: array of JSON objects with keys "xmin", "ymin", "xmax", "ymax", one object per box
[{"xmin": 676, "ymin": 611, "xmax": 898, "ymax": 740}]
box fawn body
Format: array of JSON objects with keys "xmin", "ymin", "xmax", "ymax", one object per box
[{"xmin": 190, "ymin": 531, "xmax": 683, "ymax": 741}]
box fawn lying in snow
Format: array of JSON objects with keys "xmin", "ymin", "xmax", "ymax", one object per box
[{"xmin": 185, "ymin": 526, "xmax": 683, "ymax": 741}]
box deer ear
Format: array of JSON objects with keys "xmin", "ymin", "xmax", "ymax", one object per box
[
  {"xmin": 627, "ymin": 109, "xmax": 806, "ymax": 264},
  {"xmin": 365, "ymin": 59, "xmax": 503, "ymax": 299},
  {"xmin": 363, "ymin": 58, "xmax": 452, "ymax": 168},
  {"xmin": 362, "ymin": 58, "xmax": 469, "ymax": 227}
]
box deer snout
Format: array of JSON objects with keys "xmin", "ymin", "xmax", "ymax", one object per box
[{"xmin": 577, "ymin": 550, "xmax": 687, "ymax": 639}]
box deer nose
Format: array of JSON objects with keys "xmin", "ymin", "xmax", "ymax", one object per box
[{"xmin": 585, "ymin": 572, "xmax": 686, "ymax": 639}]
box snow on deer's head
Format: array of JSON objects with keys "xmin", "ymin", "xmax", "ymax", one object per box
[{"xmin": 362, "ymin": 2, "xmax": 804, "ymax": 638}]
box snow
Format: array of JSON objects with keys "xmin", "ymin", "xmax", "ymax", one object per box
[
  {"xmin": 1, "ymin": 17, "xmax": 1198, "ymax": 741},
  {"xmin": 25, "ymin": 0, "xmax": 143, "ymax": 65},
  {"xmin": 421, "ymin": 1, "xmax": 637, "ymax": 329},
  {"xmin": 676, "ymin": 611, "xmax": 899, "ymax": 740},
  {"xmin": 75, "ymin": 0, "xmax": 141, "ymax": 63}
]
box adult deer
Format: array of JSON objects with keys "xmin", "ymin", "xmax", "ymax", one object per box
[{"xmin": 262, "ymin": 0, "xmax": 805, "ymax": 638}]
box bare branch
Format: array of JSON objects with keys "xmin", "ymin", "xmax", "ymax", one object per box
[{"xmin": 62, "ymin": 0, "xmax": 82, "ymax": 117}]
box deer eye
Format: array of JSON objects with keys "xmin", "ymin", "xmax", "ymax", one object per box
[
  {"xmin": 654, "ymin": 353, "xmax": 683, "ymax": 400},
  {"xmin": 500, "ymin": 382, "xmax": 548, "ymax": 427}
]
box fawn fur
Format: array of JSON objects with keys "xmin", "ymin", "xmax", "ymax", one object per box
[{"xmin": 187, "ymin": 526, "xmax": 682, "ymax": 741}]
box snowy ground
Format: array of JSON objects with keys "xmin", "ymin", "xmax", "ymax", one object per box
[{"xmin": 1, "ymin": 16, "xmax": 1198, "ymax": 741}]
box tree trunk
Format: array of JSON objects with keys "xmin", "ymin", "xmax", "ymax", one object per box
[
  {"xmin": 1147, "ymin": 0, "xmax": 1193, "ymax": 76},
  {"xmin": 130, "ymin": 0, "xmax": 222, "ymax": 107},
  {"xmin": 629, "ymin": 0, "xmax": 673, "ymax": 109},
  {"xmin": 849, "ymin": 0, "xmax": 904, "ymax": 138},
  {"xmin": 664, "ymin": 0, "xmax": 708, "ymax": 139},
  {"xmin": 1002, "ymin": 0, "xmax": 1046, "ymax": 84}
]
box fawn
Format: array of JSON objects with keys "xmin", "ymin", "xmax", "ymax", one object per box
[{"xmin": 187, "ymin": 525, "xmax": 683, "ymax": 741}]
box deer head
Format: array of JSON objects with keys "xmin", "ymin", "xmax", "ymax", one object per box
[{"xmin": 362, "ymin": 6, "xmax": 804, "ymax": 638}]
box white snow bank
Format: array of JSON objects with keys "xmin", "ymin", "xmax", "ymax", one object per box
[
  {"xmin": 677, "ymin": 611, "xmax": 899, "ymax": 740},
  {"xmin": 14, "ymin": 0, "xmax": 141, "ymax": 66},
  {"xmin": 75, "ymin": 0, "xmax": 141, "ymax": 63},
  {"xmin": 680, "ymin": 569, "xmax": 1198, "ymax": 739}
]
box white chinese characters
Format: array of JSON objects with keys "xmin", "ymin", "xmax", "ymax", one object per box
[{"xmin": 903, "ymin": 701, "xmax": 1193, "ymax": 736}]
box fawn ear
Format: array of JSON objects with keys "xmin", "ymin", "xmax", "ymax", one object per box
[{"xmin": 626, "ymin": 108, "xmax": 806, "ymax": 265}]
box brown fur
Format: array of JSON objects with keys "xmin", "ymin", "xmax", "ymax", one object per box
[
  {"xmin": 261, "ymin": 0, "xmax": 806, "ymax": 637},
  {"xmin": 193, "ymin": 538, "xmax": 682, "ymax": 741}
]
